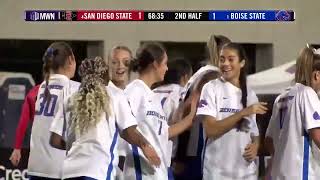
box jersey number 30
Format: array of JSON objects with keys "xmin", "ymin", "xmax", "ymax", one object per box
[{"xmin": 35, "ymin": 93, "xmax": 58, "ymax": 117}]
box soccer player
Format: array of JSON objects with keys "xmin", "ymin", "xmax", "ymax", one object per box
[
  {"xmin": 196, "ymin": 43, "xmax": 268, "ymax": 180},
  {"xmin": 175, "ymin": 34, "xmax": 230, "ymax": 180},
  {"xmin": 266, "ymin": 46, "xmax": 320, "ymax": 180},
  {"xmin": 49, "ymin": 57, "xmax": 160, "ymax": 180},
  {"xmin": 9, "ymin": 84, "xmax": 40, "ymax": 167},
  {"xmin": 123, "ymin": 43, "xmax": 198, "ymax": 180},
  {"xmin": 152, "ymin": 58, "xmax": 193, "ymax": 178},
  {"xmin": 27, "ymin": 42, "xmax": 77, "ymax": 180},
  {"xmin": 107, "ymin": 45, "xmax": 133, "ymax": 179}
]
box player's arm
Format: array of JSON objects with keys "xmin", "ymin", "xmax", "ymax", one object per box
[
  {"xmin": 201, "ymin": 103, "xmax": 267, "ymax": 140},
  {"xmin": 309, "ymin": 129, "xmax": 320, "ymax": 149},
  {"xmin": 10, "ymin": 95, "xmax": 31, "ymax": 166},
  {"xmin": 168, "ymin": 90, "xmax": 199, "ymax": 138},
  {"xmin": 10, "ymin": 85, "xmax": 39, "ymax": 166},
  {"xmin": 116, "ymin": 92, "xmax": 161, "ymax": 167},
  {"xmin": 198, "ymin": 84, "xmax": 267, "ymax": 139}
]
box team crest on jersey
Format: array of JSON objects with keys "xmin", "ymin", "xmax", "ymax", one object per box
[
  {"xmin": 313, "ymin": 111, "xmax": 320, "ymax": 120},
  {"xmin": 198, "ymin": 99, "xmax": 208, "ymax": 108}
]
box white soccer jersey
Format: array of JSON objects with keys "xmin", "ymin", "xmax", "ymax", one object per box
[
  {"xmin": 50, "ymin": 84, "xmax": 137, "ymax": 180},
  {"xmin": 270, "ymin": 83, "xmax": 320, "ymax": 180},
  {"xmin": 153, "ymin": 84, "xmax": 184, "ymax": 163},
  {"xmin": 265, "ymin": 87, "xmax": 292, "ymax": 147},
  {"xmin": 196, "ymin": 78, "xmax": 259, "ymax": 180},
  {"xmin": 123, "ymin": 79, "xmax": 169, "ymax": 180},
  {"xmin": 28, "ymin": 74, "xmax": 79, "ymax": 178}
]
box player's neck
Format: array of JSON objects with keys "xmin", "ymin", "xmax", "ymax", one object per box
[
  {"xmin": 112, "ymin": 80, "xmax": 125, "ymax": 89},
  {"xmin": 139, "ymin": 73, "xmax": 157, "ymax": 88},
  {"xmin": 54, "ymin": 69, "xmax": 72, "ymax": 79}
]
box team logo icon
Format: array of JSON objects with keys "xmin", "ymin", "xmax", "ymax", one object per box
[
  {"xmin": 198, "ymin": 99, "xmax": 208, "ymax": 108},
  {"xmin": 275, "ymin": 10, "xmax": 291, "ymax": 21},
  {"xmin": 313, "ymin": 111, "xmax": 320, "ymax": 120}
]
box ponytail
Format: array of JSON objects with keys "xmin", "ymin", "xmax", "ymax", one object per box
[
  {"xmin": 295, "ymin": 46, "xmax": 315, "ymax": 86},
  {"xmin": 239, "ymin": 68, "xmax": 247, "ymax": 108},
  {"xmin": 42, "ymin": 48, "xmax": 57, "ymax": 103},
  {"xmin": 207, "ymin": 35, "xmax": 231, "ymax": 66}
]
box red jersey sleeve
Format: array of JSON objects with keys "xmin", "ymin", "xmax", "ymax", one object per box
[{"xmin": 14, "ymin": 84, "xmax": 40, "ymax": 149}]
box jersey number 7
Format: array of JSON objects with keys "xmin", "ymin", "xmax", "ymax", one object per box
[{"xmin": 35, "ymin": 93, "xmax": 58, "ymax": 117}]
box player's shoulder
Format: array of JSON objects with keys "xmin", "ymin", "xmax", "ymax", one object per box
[
  {"xmin": 106, "ymin": 84, "xmax": 124, "ymax": 98},
  {"xmin": 69, "ymin": 80, "xmax": 80, "ymax": 88},
  {"xmin": 205, "ymin": 78, "xmax": 223, "ymax": 89},
  {"xmin": 125, "ymin": 79, "xmax": 149, "ymax": 96}
]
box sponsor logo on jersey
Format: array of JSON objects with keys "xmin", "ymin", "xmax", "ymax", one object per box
[
  {"xmin": 146, "ymin": 111, "xmax": 167, "ymax": 121},
  {"xmin": 219, "ymin": 108, "xmax": 240, "ymax": 113},
  {"xmin": 198, "ymin": 99, "xmax": 208, "ymax": 108},
  {"xmin": 313, "ymin": 111, "xmax": 320, "ymax": 120}
]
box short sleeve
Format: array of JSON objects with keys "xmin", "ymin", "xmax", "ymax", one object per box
[
  {"xmin": 301, "ymin": 88, "xmax": 320, "ymax": 130},
  {"xmin": 114, "ymin": 92, "xmax": 137, "ymax": 132},
  {"xmin": 125, "ymin": 88, "xmax": 144, "ymax": 117},
  {"xmin": 196, "ymin": 82, "xmax": 217, "ymax": 118}
]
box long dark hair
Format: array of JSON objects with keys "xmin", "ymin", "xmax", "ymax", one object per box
[{"xmin": 42, "ymin": 42, "xmax": 73, "ymax": 103}]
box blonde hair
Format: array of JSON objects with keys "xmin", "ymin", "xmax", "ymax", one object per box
[
  {"xmin": 207, "ymin": 35, "xmax": 231, "ymax": 66},
  {"xmin": 295, "ymin": 46, "xmax": 320, "ymax": 86},
  {"xmin": 69, "ymin": 56, "xmax": 111, "ymax": 135}
]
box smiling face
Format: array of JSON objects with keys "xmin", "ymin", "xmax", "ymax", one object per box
[
  {"xmin": 110, "ymin": 49, "xmax": 132, "ymax": 85},
  {"xmin": 219, "ymin": 48, "xmax": 245, "ymax": 83}
]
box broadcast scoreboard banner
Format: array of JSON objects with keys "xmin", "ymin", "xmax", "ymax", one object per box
[{"xmin": 24, "ymin": 10, "xmax": 295, "ymax": 22}]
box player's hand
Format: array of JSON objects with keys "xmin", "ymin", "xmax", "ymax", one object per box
[
  {"xmin": 141, "ymin": 144, "xmax": 161, "ymax": 167},
  {"xmin": 243, "ymin": 143, "xmax": 259, "ymax": 162},
  {"xmin": 9, "ymin": 149, "xmax": 21, "ymax": 167},
  {"xmin": 241, "ymin": 102, "xmax": 268, "ymax": 117}
]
